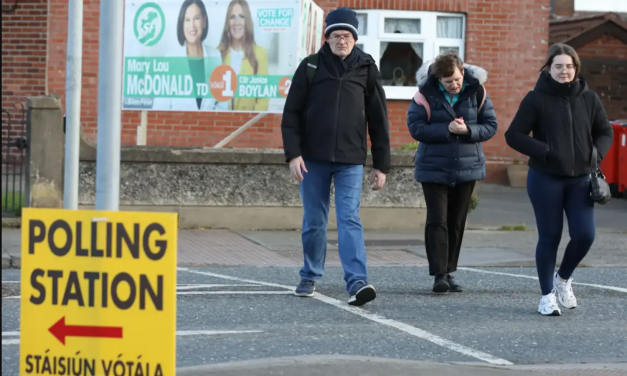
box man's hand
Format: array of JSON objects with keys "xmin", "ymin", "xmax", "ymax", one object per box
[
  {"xmin": 370, "ymin": 169, "xmax": 386, "ymax": 191},
  {"xmin": 449, "ymin": 118, "xmax": 469, "ymax": 135},
  {"xmin": 289, "ymin": 157, "xmax": 308, "ymax": 182}
]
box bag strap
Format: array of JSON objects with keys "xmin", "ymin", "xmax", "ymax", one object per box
[
  {"xmin": 306, "ymin": 53, "xmax": 319, "ymax": 88},
  {"xmin": 477, "ymin": 84, "xmax": 487, "ymax": 113},
  {"xmin": 365, "ymin": 63, "xmax": 377, "ymax": 99},
  {"xmin": 580, "ymin": 93, "xmax": 601, "ymax": 175},
  {"xmin": 412, "ymin": 84, "xmax": 486, "ymax": 123},
  {"xmin": 412, "ymin": 91, "xmax": 431, "ymax": 121}
]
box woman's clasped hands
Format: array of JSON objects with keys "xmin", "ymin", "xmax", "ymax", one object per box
[{"xmin": 449, "ymin": 117, "xmax": 469, "ymax": 135}]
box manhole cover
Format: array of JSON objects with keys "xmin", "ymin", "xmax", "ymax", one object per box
[{"xmin": 328, "ymin": 239, "xmax": 424, "ymax": 247}]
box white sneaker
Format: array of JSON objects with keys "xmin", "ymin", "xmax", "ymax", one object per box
[
  {"xmin": 554, "ymin": 272, "xmax": 577, "ymax": 309},
  {"xmin": 538, "ymin": 290, "xmax": 561, "ymax": 316}
]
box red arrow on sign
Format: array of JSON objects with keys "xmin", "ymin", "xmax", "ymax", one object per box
[{"xmin": 49, "ymin": 316, "xmax": 123, "ymax": 345}]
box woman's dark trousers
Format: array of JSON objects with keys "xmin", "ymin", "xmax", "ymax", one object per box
[
  {"xmin": 527, "ymin": 168, "xmax": 596, "ymax": 295},
  {"xmin": 421, "ymin": 181, "xmax": 476, "ymax": 276}
]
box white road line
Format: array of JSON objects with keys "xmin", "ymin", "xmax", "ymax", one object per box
[
  {"xmin": 459, "ymin": 267, "xmax": 627, "ymax": 293},
  {"xmin": 1, "ymin": 281, "xmax": 20, "ymax": 284},
  {"xmin": 177, "ymin": 284, "xmax": 260, "ymax": 290},
  {"xmin": 177, "ymin": 267, "xmax": 514, "ymax": 366},
  {"xmin": 177, "ymin": 330, "xmax": 263, "ymax": 336},
  {"xmin": 2, "ymin": 330, "xmax": 263, "ymax": 345},
  {"xmin": 178, "ymin": 291, "xmax": 293, "ymax": 295},
  {"xmin": 3, "ymin": 290, "xmax": 291, "ymax": 300}
]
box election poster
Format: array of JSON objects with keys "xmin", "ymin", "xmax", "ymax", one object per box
[
  {"xmin": 123, "ymin": 0, "xmax": 302, "ymax": 113},
  {"xmin": 297, "ymin": 0, "xmax": 324, "ymax": 62}
]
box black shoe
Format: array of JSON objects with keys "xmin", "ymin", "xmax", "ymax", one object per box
[
  {"xmin": 447, "ymin": 273, "xmax": 462, "ymax": 292},
  {"xmin": 433, "ymin": 274, "xmax": 450, "ymax": 293},
  {"xmin": 348, "ymin": 282, "xmax": 377, "ymax": 306}
]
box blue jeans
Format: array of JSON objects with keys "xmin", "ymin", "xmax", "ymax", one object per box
[
  {"xmin": 299, "ymin": 160, "xmax": 368, "ymax": 294},
  {"xmin": 527, "ymin": 168, "xmax": 596, "ymax": 295}
]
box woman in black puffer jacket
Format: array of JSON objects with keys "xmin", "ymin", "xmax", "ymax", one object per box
[
  {"xmin": 505, "ymin": 43, "xmax": 613, "ymax": 317},
  {"xmin": 407, "ymin": 51, "xmax": 498, "ymax": 293}
]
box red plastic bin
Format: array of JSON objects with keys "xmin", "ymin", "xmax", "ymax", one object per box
[
  {"xmin": 600, "ymin": 122, "xmax": 622, "ymax": 185},
  {"xmin": 617, "ymin": 123, "xmax": 627, "ymax": 196}
]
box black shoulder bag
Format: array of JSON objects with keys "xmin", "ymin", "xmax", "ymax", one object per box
[{"xmin": 589, "ymin": 145, "xmax": 611, "ymax": 205}]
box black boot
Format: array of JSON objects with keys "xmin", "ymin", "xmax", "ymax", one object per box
[
  {"xmin": 447, "ymin": 273, "xmax": 462, "ymax": 292},
  {"xmin": 433, "ymin": 273, "xmax": 450, "ymax": 293}
]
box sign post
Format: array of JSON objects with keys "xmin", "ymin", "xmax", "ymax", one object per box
[
  {"xmin": 63, "ymin": 0, "xmax": 84, "ymax": 210},
  {"xmin": 19, "ymin": 208, "xmax": 178, "ymax": 376},
  {"xmin": 95, "ymin": 0, "xmax": 124, "ymax": 211}
]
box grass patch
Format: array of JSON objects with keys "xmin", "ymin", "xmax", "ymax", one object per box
[
  {"xmin": 498, "ymin": 224, "xmax": 527, "ymax": 231},
  {"xmin": 469, "ymin": 191, "xmax": 479, "ymax": 213},
  {"xmin": 396, "ymin": 141, "xmax": 418, "ymax": 151},
  {"xmin": 1, "ymin": 192, "xmax": 24, "ymax": 214}
]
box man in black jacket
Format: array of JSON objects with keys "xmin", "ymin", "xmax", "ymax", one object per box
[{"xmin": 281, "ymin": 7, "xmax": 390, "ymax": 306}]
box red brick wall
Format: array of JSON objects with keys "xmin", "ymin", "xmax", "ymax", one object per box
[
  {"xmin": 577, "ymin": 35, "xmax": 627, "ymax": 121},
  {"xmin": 1, "ymin": 0, "xmax": 48, "ymax": 164},
  {"xmin": 13, "ymin": 0, "xmax": 547, "ymax": 182}
]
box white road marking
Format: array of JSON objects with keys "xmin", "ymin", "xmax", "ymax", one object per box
[
  {"xmin": 178, "ymin": 291, "xmax": 293, "ymax": 295},
  {"xmin": 177, "ymin": 267, "xmax": 514, "ymax": 366},
  {"xmin": 177, "ymin": 284, "xmax": 260, "ymax": 290},
  {"xmin": 177, "ymin": 330, "xmax": 263, "ymax": 336},
  {"xmin": 1, "ymin": 281, "xmax": 20, "ymax": 284},
  {"xmin": 459, "ymin": 267, "xmax": 627, "ymax": 293},
  {"xmin": 3, "ymin": 289, "xmax": 289, "ymax": 300},
  {"xmin": 2, "ymin": 330, "xmax": 263, "ymax": 345}
]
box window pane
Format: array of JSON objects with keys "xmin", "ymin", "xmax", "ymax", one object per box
[
  {"xmin": 437, "ymin": 16, "xmax": 463, "ymax": 39},
  {"xmin": 356, "ymin": 13, "xmax": 367, "ymax": 35},
  {"xmin": 439, "ymin": 46, "xmax": 460, "ymax": 55},
  {"xmin": 379, "ymin": 41, "xmax": 423, "ymax": 87},
  {"xmin": 384, "ymin": 18, "xmax": 421, "ymax": 34}
]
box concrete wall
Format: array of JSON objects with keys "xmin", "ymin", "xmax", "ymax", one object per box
[{"xmin": 77, "ymin": 133, "xmax": 426, "ymax": 230}]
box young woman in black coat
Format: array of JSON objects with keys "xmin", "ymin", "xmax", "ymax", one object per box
[{"xmin": 505, "ymin": 43, "xmax": 613, "ymax": 317}]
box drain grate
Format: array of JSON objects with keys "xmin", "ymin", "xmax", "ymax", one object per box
[{"xmin": 328, "ymin": 239, "xmax": 424, "ymax": 247}]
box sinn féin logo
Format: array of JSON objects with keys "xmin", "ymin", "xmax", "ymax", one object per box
[{"xmin": 133, "ymin": 2, "xmax": 166, "ymax": 47}]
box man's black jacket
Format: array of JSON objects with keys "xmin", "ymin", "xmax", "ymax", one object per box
[{"xmin": 280, "ymin": 43, "xmax": 391, "ymax": 173}]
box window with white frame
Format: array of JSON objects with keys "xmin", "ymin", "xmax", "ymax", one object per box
[{"xmin": 354, "ymin": 10, "xmax": 466, "ymax": 100}]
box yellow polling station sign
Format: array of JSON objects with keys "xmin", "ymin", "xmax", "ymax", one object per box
[{"xmin": 19, "ymin": 208, "xmax": 178, "ymax": 376}]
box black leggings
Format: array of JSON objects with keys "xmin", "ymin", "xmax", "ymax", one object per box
[{"xmin": 527, "ymin": 168, "xmax": 596, "ymax": 295}]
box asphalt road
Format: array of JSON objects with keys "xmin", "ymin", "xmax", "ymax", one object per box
[{"xmin": 2, "ymin": 266, "xmax": 627, "ymax": 375}]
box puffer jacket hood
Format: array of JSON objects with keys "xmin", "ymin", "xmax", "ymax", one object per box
[{"xmin": 415, "ymin": 61, "xmax": 488, "ymax": 89}]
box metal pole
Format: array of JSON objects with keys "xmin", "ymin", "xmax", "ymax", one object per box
[
  {"xmin": 213, "ymin": 113, "xmax": 267, "ymax": 148},
  {"xmin": 95, "ymin": 0, "xmax": 124, "ymax": 211},
  {"xmin": 63, "ymin": 0, "xmax": 83, "ymax": 210}
]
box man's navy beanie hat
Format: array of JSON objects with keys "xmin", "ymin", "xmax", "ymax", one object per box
[{"xmin": 324, "ymin": 7, "xmax": 359, "ymax": 40}]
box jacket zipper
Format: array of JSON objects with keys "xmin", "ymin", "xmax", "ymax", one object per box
[
  {"xmin": 333, "ymin": 76, "xmax": 343, "ymax": 163},
  {"xmin": 566, "ymin": 99, "xmax": 575, "ymax": 176}
]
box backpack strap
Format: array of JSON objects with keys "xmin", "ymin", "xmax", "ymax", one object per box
[
  {"xmin": 306, "ymin": 53, "xmax": 319, "ymax": 87},
  {"xmin": 365, "ymin": 63, "xmax": 377, "ymax": 99},
  {"xmin": 412, "ymin": 91, "xmax": 431, "ymax": 121},
  {"xmin": 477, "ymin": 84, "xmax": 487, "ymax": 113}
]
